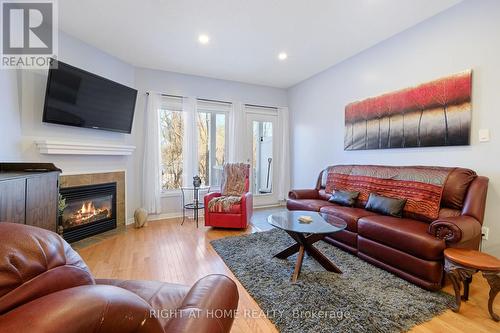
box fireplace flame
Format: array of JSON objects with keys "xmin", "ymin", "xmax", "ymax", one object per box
[
  {"xmin": 80, "ymin": 201, "xmax": 96, "ymax": 215},
  {"xmin": 63, "ymin": 198, "xmax": 112, "ymax": 229}
]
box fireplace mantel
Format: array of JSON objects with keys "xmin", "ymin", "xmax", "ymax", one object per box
[{"xmin": 34, "ymin": 140, "xmax": 136, "ymax": 156}]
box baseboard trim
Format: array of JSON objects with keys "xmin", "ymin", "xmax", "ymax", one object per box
[{"xmin": 127, "ymin": 202, "xmax": 285, "ymax": 225}]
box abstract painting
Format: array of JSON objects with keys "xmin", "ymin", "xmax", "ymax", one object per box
[{"xmin": 344, "ymin": 70, "xmax": 472, "ymax": 150}]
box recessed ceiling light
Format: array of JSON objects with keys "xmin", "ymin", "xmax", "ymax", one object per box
[
  {"xmin": 278, "ymin": 52, "xmax": 288, "ymax": 61},
  {"xmin": 198, "ymin": 34, "xmax": 210, "ymax": 45}
]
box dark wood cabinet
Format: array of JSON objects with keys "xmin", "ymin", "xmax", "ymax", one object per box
[
  {"xmin": 0, "ymin": 178, "xmax": 26, "ymax": 224},
  {"xmin": 0, "ymin": 163, "xmax": 61, "ymax": 232}
]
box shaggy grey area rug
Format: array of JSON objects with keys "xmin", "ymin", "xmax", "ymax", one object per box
[{"xmin": 211, "ymin": 229, "xmax": 454, "ymax": 333}]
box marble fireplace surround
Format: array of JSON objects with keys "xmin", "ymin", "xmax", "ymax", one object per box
[{"xmin": 59, "ymin": 171, "xmax": 126, "ymax": 226}]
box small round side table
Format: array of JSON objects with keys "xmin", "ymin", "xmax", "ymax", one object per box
[
  {"xmin": 444, "ymin": 248, "xmax": 500, "ymax": 321},
  {"xmin": 180, "ymin": 186, "xmax": 210, "ymax": 228}
]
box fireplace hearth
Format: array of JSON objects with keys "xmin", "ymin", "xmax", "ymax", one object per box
[{"xmin": 59, "ymin": 182, "xmax": 117, "ymax": 242}]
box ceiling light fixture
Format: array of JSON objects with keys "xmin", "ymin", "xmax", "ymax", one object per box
[
  {"xmin": 198, "ymin": 34, "xmax": 210, "ymax": 45},
  {"xmin": 278, "ymin": 52, "xmax": 288, "ymax": 61}
]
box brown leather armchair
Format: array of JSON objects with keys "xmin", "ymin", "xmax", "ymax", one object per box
[{"xmin": 0, "ymin": 223, "xmax": 238, "ymax": 333}]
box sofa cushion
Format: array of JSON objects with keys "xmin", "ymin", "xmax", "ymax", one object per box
[
  {"xmin": 358, "ymin": 215, "xmax": 445, "ymax": 261},
  {"xmin": 320, "ymin": 205, "xmax": 378, "ymax": 232},
  {"xmin": 286, "ymin": 199, "xmax": 336, "ymax": 212}
]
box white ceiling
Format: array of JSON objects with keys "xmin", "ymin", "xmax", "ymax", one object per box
[{"xmin": 59, "ymin": 0, "xmax": 462, "ymax": 88}]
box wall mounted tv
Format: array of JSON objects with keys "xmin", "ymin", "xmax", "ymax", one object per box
[{"xmin": 43, "ymin": 60, "xmax": 138, "ymax": 134}]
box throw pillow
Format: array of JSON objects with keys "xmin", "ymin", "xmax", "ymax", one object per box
[
  {"xmin": 365, "ymin": 193, "xmax": 407, "ymax": 218},
  {"xmin": 328, "ymin": 190, "xmax": 360, "ymax": 207}
]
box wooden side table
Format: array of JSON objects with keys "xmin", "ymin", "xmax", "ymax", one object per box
[{"xmin": 444, "ymin": 248, "xmax": 500, "ymax": 321}]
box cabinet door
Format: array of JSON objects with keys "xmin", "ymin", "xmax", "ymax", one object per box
[
  {"xmin": 0, "ymin": 178, "xmax": 26, "ymax": 224},
  {"xmin": 26, "ymin": 173, "xmax": 58, "ymax": 232}
]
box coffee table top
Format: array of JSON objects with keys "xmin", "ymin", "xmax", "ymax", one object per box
[
  {"xmin": 444, "ymin": 248, "xmax": 500, "ymax": 271},
  {"xmin": 268, "ymin": 210, "xmax": 347, "ymax": 234}
]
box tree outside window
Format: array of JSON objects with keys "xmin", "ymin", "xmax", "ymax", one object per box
[
  {"xmin": 197, "ymin": 111, "xmax": 227, "ymax": 187},
  {"xmin": 159, "ymin": 109, "xmax": 183, "ymax": 190},
  {"xmin": 159, "ymin": 101, "xmax": 228, "ymax": 191}
]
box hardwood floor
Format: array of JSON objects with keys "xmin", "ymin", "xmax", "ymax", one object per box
[{"xmin": 77, "ymin": 210, "xmax": 499, "ymax": 333}]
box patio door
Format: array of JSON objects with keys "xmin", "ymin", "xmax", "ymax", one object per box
[{"xmin": 245, "ymin": 107, "xmax": 279, "ymax": 206}]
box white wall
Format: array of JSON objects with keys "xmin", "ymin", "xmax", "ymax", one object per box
[
  {"xmin": 287, "ymin": 0, "xmax": 500, "ymax": 255},
  {"xmin": 0, "ymin": 30, "xmax": 288, "ymax": 223},
  {"xmin": 134, "ymin": 68, "xmax": 288, "ymax": 216},
  {"xmin": 3, "ymin": 31, "xmax": 140, "ymax": 222},
  {"xmin": 0, "ymin": 70, "xmax": 22, "ymax": 160}
]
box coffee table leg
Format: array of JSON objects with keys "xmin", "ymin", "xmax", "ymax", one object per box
[
  {"xmin": 275, "ymin": 231, "xmax": 342, "ymax": 282},
  {"xmin": 304, "ymin": 244, "xmax": 342, "ymax": 273},
  {"xmin": 444, "ymin": 259, "xmax": 477, "ymax": 313},
  {"xmin": 275, "ymin": 243, "xmax": 301, "ymax": 259},
  {"xmin": 291, "ymin": 245, "xmax": 305, "ymax": 283},
  {"xmin": 447, "ymin": 272, "xmax": 463, "ymax": 312},
  {"xmin": 463, "ymin": 276, "xmax": 472, "ymax": 301},
  {"xmin": 274, "ymin": 233, "xmax": 324, "ymax": 259},
  {"xmin": 483, "ymin": 271, "xmax": 500, "ymax": 322}
]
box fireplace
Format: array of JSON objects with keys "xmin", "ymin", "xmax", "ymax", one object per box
[{"xmin": 59, "ymin": 182, "xmax": 117, "ymax": 242}]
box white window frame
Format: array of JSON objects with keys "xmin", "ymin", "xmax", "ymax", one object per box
[
  {"xmin": 159, "ymin": 96, "xmax": 184, "ymax": 194},
  {"xmin": 244, "ymin": 104, "xmax": 280, "ymax": 206},
  {"xmin": 196, "ymin": 99, "xmax": 230, "ymax": 188}
]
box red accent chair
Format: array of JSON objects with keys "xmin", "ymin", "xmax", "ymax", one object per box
[{"xmin": 204, "ymin": 167, "xmax": 253, "ymax": 229}]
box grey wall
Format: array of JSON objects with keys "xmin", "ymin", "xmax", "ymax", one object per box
[{"xmin": 287, "ymin": 0, "xmax": 500, "ymax": 255}]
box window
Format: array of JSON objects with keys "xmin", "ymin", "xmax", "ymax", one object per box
[
  {"xmin": 159, "ymin": 97, "xmax": 184, "ymax": 191},
  {"xmin": 197, "ymin": 100, "xmax": 229, "ymax": 187},
  {"xmin": 159, "ymin": 97, "xmax": 230, "ymax": 192}
]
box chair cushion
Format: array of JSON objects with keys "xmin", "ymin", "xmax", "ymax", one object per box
[
  {"xmin": 320, "ymin": 206, "xmax": 379, "ymax": 232},
  {"xmin": 286, "ymin": 199, "xmax": 336, "ymax": 212},
  {"xmin": 211, "ymin": 203, "xmax": 241, "ymax": 214},
  {"xmin": 208, "ymin": 196, "xmax": 241, "ymax": 213},
  {"xmin": 358, "ymin": 216, "xmax": 446, "ymax": 260}
]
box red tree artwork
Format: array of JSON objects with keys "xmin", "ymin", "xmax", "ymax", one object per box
[
  {"xmin": 371, "ymin": 97, "xmax": 386, "ymax": 148},
  {"xmin": 344, "ymin": 70, "xmax": 472, "ymax": 150},
  {"xmin": 407, "ymin": 83, "xmax": 436, "ymax": 146},
  {"xmin": 430, "ymin": 74, "xmax": 472, "ymax": 145}
]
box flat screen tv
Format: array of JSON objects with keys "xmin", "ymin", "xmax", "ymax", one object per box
[{"xmin": 43, "ymin": 60, "xmax": 138, "ymax": 133}]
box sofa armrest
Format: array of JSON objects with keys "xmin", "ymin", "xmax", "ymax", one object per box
[
  {"xmin": 0, "ymin": 285, "xmax": 164, "ymax": 333},
  {"xmin": 288, "ymin": 189, "xmax": 319, "ymax": 200},
  {"xmin": 428, "ymin": 215, "xmax": 482, "ymax": 244},
  {"xmin": 164, "ymin": 274, "xmax": 239, "ymax": 333}
]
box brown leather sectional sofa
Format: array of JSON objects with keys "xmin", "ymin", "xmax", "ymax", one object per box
[
  {"xmin": 0, "ymin": 223, "xmax": 238, "ymax": 333},
  {"xmin": 287, "ymin": 165, "xmax": 489, "ymax": 291}
]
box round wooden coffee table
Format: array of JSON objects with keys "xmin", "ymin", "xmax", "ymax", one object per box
[{"xmin": 444, "ymin": 248, "xmax": 500, "ymax": 321}]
